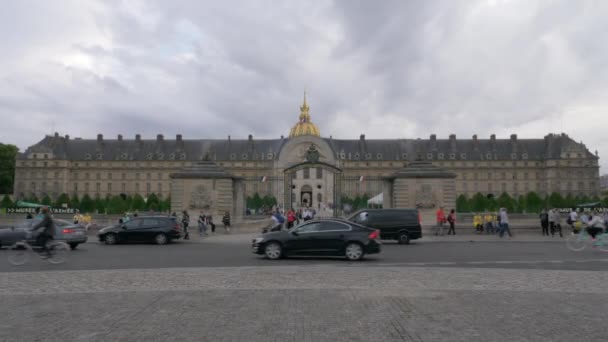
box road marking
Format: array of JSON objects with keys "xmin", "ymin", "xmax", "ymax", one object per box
[{"xmin": 363, "ymin": 258, "xmax": 608, "ymax": 267}]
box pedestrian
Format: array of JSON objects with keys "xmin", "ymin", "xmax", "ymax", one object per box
[
  {"xmin": 554, "ymin": 210, "xmax": 563, "ymax": 237},
  {"xmin": 484, "ymin": 212, "xmax": 494, "ymax": 234},
  {"xmin": 540, "ymin": 209, "xmax": 549, "ymax": 236},
  {"xmin": 287, "ymin": 208, "xmax": 296, "ymax": 229},
  {"xmin": 222, "ymin": 211, "xmax": 231, "ymax": 234},
  {"xmin": 197, "ymin": 211, "xmax": 206, "ymax": 237},
  {"xmin": 447, "ymin": 209, "xmax": 456, "ymax": 235},
  {"xmin": 435, "ymin": 206, "xmax": 446, "ymax": 236},
  {"xmin": 548, "ymin": 208, "xmax": 557, "ymax": 236},
  {"xmin": 208, "ymin": 214, "xmax": 216, "ymax": 234},
  {"xmin": 499, "ymin": 208, "xmax": 512, "ymax": 238},
  {"xmin": 26, "ymin": 212, "xmax": 33, "ymax": 219},
  {"xmin": 181, "ymin": 210, "xmax": 190, "ymax": 240},
  {"xmin": 31, "ymin": 206, "xmax": 55, "ymax": 258}
]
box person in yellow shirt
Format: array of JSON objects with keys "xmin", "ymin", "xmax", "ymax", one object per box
[
  {"xmin": 473, "ymin": 213, "xmax": 483, "ymax": 233},
  {"xmin": 484, "ymin": 212, "xmax": 494, "ymax": 234}
]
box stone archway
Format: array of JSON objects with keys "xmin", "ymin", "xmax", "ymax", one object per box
[{"xmin": 283, "ymin": 160, "xmax": 342, "ymax": 217}]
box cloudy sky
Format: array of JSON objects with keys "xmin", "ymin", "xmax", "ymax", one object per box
[{"xmin": 1, "ymin": 0, "xmax": 607, "ymax": 170}]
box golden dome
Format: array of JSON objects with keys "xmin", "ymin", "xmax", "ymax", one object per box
[{"xmin": 289, "ymin": 92, "xmax": 320, "ymax": 138}]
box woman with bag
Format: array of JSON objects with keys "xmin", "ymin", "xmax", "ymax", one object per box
[{"xmin": 447, "ymin": 209, "xmax": 456, "ymax": 235}]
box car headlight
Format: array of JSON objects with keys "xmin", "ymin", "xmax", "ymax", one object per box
[{"xmin": 254, "ymin": 237, "xmax": 264, "ymax": 243}]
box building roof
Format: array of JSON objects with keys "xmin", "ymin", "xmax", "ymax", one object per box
[
  {"xmin": 20, "ymin": 132, "xmax": 597, "ymax": 162},
  {"xmin": 389, "ymin": 161, "xmax": 456, "ymax": 179},
  {"xmin": 289, "ymin": 93, "xmax": 320, "ymax": 138},
  {"xmin": 170, "ymin": 161, "xmax": 235, "ymax": 179}
]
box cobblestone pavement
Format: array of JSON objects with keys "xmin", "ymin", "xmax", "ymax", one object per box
[{"xmin": 1, "ymin": 266, "xmax": 607, "ymax": 342}]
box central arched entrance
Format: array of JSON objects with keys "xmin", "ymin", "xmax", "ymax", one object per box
[{"xmin": 283, "ymin": 160, "xmax": 342, "ymax": 217}]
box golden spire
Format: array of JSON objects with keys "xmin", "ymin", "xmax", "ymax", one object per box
[{"xmin": 289, "ymin": 91, "xmax": 320, "ymax": 138}]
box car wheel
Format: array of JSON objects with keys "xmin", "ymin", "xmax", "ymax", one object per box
[
  {"xmin": 264, "ymin": 242, "xmax": 282, "ymax": 260},
  {"xmin": 397, "ymin": 232, "xmax": 410, "ymax": 245},
  {"xmin": 155, "ymin": 233, "xmax": 168, "ymax": 245},
  {"xmin": 104, "ymin": 234, "xmax": 117, "ymax": 245},
  {"xmin": 345, "ymin": 242, "xmax": 364, "ymax": 261},
  {"xmin": 69, "ymin": 243, "xmax": 79, "ymax": 250}
]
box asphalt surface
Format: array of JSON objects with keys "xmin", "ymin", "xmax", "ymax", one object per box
[{"xmin": 1, "ymin": 234, "xmax": 607, "ymax": 272}]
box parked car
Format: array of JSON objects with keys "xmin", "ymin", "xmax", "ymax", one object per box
[
  {"xmin": 252, "ymin": 218, "xmax": 381, "ymax": 261},
  {"xmin": 347, "ymin": 209, "xmax": 422, "ymax": 244},
  {"xmin": 98, "ymin": 216, "xmax": 182, "ymax": 245},
  {"xmin": 0, "ymin": 218, "xmax": 87, "ymax": 250}
]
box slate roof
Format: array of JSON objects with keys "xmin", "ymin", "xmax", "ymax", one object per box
[
  {"xmin": 389, "ymin": 161, "xmax": 456, "ymax": 179},
  {"xmin": 19, "ymin": 132, "xmax": 597, "ymax": 162},
  {"xmin": 170, "ymin": 161, "xmax": 235, "ymax": 179}
]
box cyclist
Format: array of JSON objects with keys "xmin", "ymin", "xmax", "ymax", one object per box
[
  {"xmin": 585, "ymin": 210, "xmax": 605, "ymax": 241},
  {"xmin": 31, "ymin": 206, "xmax": 56, "ymax": 257}
]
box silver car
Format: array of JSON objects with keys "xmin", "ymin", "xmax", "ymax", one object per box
[{"xmin": 0, "ymin": 218, "xmax": 88, "ymax": 250}]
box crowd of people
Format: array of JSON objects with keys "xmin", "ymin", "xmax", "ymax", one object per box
[{"xmin": 435, "ymin": 207, "xmax": 513, "ymax": 238}]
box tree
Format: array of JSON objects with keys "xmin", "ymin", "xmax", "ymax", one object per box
[
  {"xmin": 547, "ymin": 192, "xmax": 564, "ymax": 209},
  {"xmin": 497, "ymin": 192, "xmax": 515, "ymax": 213},
  {"xmin": 41, "ymin": 194, "xmax": 52, "ymax": 206},
  {"xmin": 250, "ymin": 192, "xmax": 263, "ymax": 210},
  {"xmin": 486, "ymin": 195, "xmax": 498, "ymax": 212},
  {"xmin": 160, "ymin": 196, "xmax": 171, "ymax": 212},
  {"xmin": 469, "ymin": 193, "xmax": 487, "ymax": 212},
  {"xmin": 70, "ymin": 194, "xmax": 80, "ymax": 210},
  {"xmin": 515, "ymin": 195, "xmax": 526, "ymax": 213},
  {"xmin": 26, "ymin": 194, "xmax": 39, "ymax": 204},
  {"xmin": 525, "ymin": 192, "xmax": 543, "ymax": 213},
  {"xmin": 131, "ymin": 194, "xmax": 146, "ymax": 211},
  {"xmin": 0, "ymin": 143, "xmax": 18, "ymax": 194},
  {"xmin": 94, "ymin": 196, "xmax": 106, "ymax": 214},
  {"xmin": 456, "ymin": 194, "xmax": 470, "ymax": 212},
  {"xmin": 146, "ymin": 193, "xmax": 160, "ymax": 211},
  {"xmin": 1, "ymin": 194, "xmax": 13, "ymax": 208},
  {"xmin": 80, "ymin": 194, "xmax": 95, "ymax": 213},
  {"xmin": 54, "ymin": 193, "xmax": 70, "ymax": 208},
  {"xmin": 107, "ymin": 195, "xmax": 128, "ymax": 214}
]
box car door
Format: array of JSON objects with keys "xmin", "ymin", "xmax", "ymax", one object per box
[
  {"xmin": 285, "ymin": 222, "xmax": 322, "ymax": 253},
  {"xmin": 317, "ymin": 221, "xmax": 352, "ymax": 252},
  {"xmin": 139, "ymin": 218, "xmax": 160, "ymax": 241},
  {"xmin": 120, "ymin": 219, "xmax": 143, "ymax": 242}
]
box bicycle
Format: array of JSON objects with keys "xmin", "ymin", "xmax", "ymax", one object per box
[
  {"xmin": 566, "ymin": 228, "xmax": 608, "ymax": 252},
  {"xmin": 7, "ymin": 232, "xmax": 70, "ymax": 266}
]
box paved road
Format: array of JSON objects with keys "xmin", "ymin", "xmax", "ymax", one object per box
[
  {"xmin": 1, "ymin": 234, "xmax": 607, "ymax": 272},
  {"xmin": 2, "ymin": 235, "xmax": 608, "ymax": 341}
]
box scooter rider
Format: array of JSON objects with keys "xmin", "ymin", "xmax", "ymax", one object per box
[{"xmin": 31, "ymin": 206, "xmax": 56, "ymax": 257}]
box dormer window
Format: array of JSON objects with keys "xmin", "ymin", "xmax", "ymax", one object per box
[
  {"xmin": 353, "ymin": 153, "xmax": 360, "ymax": 160},
  {"xmin": 44, "ymin": 154, "xmax": 48, "ymax": 159},
  {"xmin": 486, "ymin": 153, "xmax": 492, "ymax": 160},
  {"xmin": 96, "ymin": 153, "xmax": 103, "ymax": 160},
  {"xmin": 84, "ymin": 153, "xmax": 92, "ymax": 160},
  {"xmin": 33, "ymin": 154, "xmax": 37, "ymax": 159},
  {"xmin": 121, "ymin": 153, "xmax": 128, "ymax": 160},
  {"xmin": 339, "ymin": 152, "xmax": 346, "ymax": 159},
  {"xmin": 449, "ymin": 153, "xmax": 456, "ymax": 160},
  {"xmin": 169, "ymin": 153, "xmax": 176, "ymax": 160},
  {"xmin": 267, "ymin": 152, "xmax": 274, "ymax": 159},
  {"xmin": 522, "ymin": 153, "xmax": 528, "ymax": 160},
  {"xmin": 365, "ymin": 153, "xmax": 372, "ymax": 160},
  {"xmin": 157, "ymin": 153, "xmax": 164, "ymax": 160},
  {"xmin": 460, "ymin": 153, "xmax": 467, "ymax": 160},
  {"xmin": 401, "ymin": 153, "xmax": 408, "ymax": 160},
  {"xmin": 511, "ymin": 153, "xmax": 517, "ymax": 160},
  {"xmin": 241, "ymin": 153, "xmax": 248, "ymax": 160},
  {"xmin": 438, "ymin": 153, "xmax": 444, "ymax": 160},
  {"xmin": 230, "ymin": 153, "xmax": 236, "ymax": 160},
  {"xmin": 376, "ymin": 153, "xmax": 383, "ymax": 160},
  {"xmin": 427, "ymin": 153, "xmax": 433, "ymax": 160},
  {"xmin": 146, "ymin": 153, "xmax": 153, "ymax": 160},
  {"xmin": 180, "ymin": 153, "xmax": 186, "ymax": 160}
]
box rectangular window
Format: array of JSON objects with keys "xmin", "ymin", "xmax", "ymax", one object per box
[
  {"xmin": 54, "ymin": 171, "xmax": 59, "ymax": 178},
  {"xmin": 316, "ymin": 167, "xmax": 322, "ymax": 179},
  {"xmin": 158, "ymin": 172, "xmax": 162, "ymax": 180},
  {"xmin": 147, "ymin": 173, "xmax": 151, "ymax": 180},
  {"xmin": 578, "ymin": 182, "xmax": 584, "ymax": 190},
  {"xmin": 501, "ymin": 183, "xmax": 506, "ymax": 192},
  {"xmin": 524, "ymin": 172, "xmax": 529, "ymax": 180},
  {"xmin": 487, "ymin": 173, "xmax": 492, "ymax": 180},
  {"xmin": 108, "ymin": 183, "xmax": 112, "ymax": 192},
  {"xmin": 136, "ymin": 173, "xmax": 140, "ymax": 180},
  {"xmin": 85, "ymin": 183, "xmax": 89, "ymax": 192},
  {"xmin": 157, "ymin": 183, "xmax": 162, "ymax": 193},
  {"xmin": 303, "ymin": 168, "xmax": 310, "ymax": 179},
  {"xmin": 108, "ymin": 173, "xmax": 112, "ymax": 180},
  {"xmin": 146, "ymin": 183, "xmax": 151, "ymax": 194},
  {"xmin": 85, "ymin": 173, "xmax": 90, "ymax": 180},
  {"xmin": 96, "ymin": 182, "xmax": 101, "ymax": 192},
  {"xmin": 122, "ymin": 183, "xmax": 126, "ymax": 192},
  {"xmin": 136, "ymin": 183, "xmax": 140, "ymax": 192},
  {"xmin": 488, "ymin": 183, "xmax": 492, "ymax": 192},
  {"xmin": 41, "ymin": 182, "xmax": 47, "ymax": 192},
  {"xmin": 96, "ymin": 173, "xmax": 101, "ymax": 180},
  {"xmin": 122, "ymin": 173, "xmax": 126, "ymax": 180},
  {"xmin": 73, "ymin": 183, "xmax": 78, "ymax": 192}
]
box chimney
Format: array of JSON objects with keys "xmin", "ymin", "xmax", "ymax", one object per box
[
  {"xmin": 430, "ymin": 134, "xmax": 436, "ymax": 141},
  {"xmin": 118, "ymin": 134, "xmax": 123, "ymax": 142},
  {"xmin": 510, "ymin": 134, "xmax": 517, "ymax": 142},
  {"xmin": 449, "ymin": 134, "xmax": 456, "ymax": 151},
  {"xmin": 54, "ymin": 132, "xmax": 59, "ymax": 138},
  {"xmin": 65, "ymin": 135, "xmax": 70, "ymax": 140},
  {"xmin": 135, "ymin": 134, "xmax": 141, "ymax": 142},
  {"xmin": 228, "ymin": 135, "xmax": 231, "ymax": 142},
  {"xmin": 360, "ymin": 134, "xmax": 365, "ymax": 141},
  {"xmin": 176, "ymin": 134, "xmax": 182, "ymax": 142},
  {"xmin": 281, "ymin": 135, "xmax": 284, "ymax": 139},
  {"xmin": 248, "ymin": 134, "xmax": 253, "ymax": 141},
  {"xmin": 473, "ymin": 134, "xmax": 478, "ymax": 142},
  {"xmin": 430, "ymin": 134, "xmax": 437, "ymax": 151},
  {"xmin": 97, "ymin": 134, "xmax": 103, "ymax": 142},
  {"xmin": 157, "ymin": 134, "xmax": 164, "ymax": 142}
]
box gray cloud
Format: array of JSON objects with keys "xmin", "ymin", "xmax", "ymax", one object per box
[{"xmin": 0, "ymin": 0, "xmax": 607, "ymax": 171}]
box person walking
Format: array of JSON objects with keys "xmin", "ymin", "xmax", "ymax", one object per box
[
  {"xmin": 540, "ymin": 209, "xmax": 549, "ymax": 236},
  {"xmin": 447, "ymin": 209, "xmax": 456, "ymax": 235},
  {"xmin": 499, "ymin": 208, "xmax": 512, "ymax": 238},
  {"xmin": 484, "ymin": 212, "xmax": 494, "ymax": 234},
  {"xmin": 222, "ymin": 211, "xmax": 231, "ymax": 234},
  {"xmin": 197, "ymin": 211, "xmax": 206, "ymax": 237},
  {"xmin": 435, "ymin": 206, "xmax": 446, "ymax": 236},
  {"xmin": 548, "ymin": 209, "xmax": 557, "ymax": 236},
  {"xmin": 554, "ymin": 210, "xmax": 563, "ymax": 237},
  {"xmin": 287, "ymin": 208, "xmax": 296, "ymax": 229},
  {"xmin": 208, "ymin": 214, "xmax": 216, "ymax": 234},
  {"xmin": 181, "ymin": 210, "xmax": 190, "ymax": 240}
]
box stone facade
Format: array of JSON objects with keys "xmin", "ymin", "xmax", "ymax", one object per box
[{"xmin": 12, "ymin": 99, "xmax": 601, "ymax": 215}]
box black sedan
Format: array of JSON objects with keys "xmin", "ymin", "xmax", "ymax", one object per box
[
  {"xmin": 98, "ymin": 216, "xmax": 182, "ymax": 245},
  {"xmin": 252, "ymin": 218, "xmax": 381, "ymax": 261}
]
